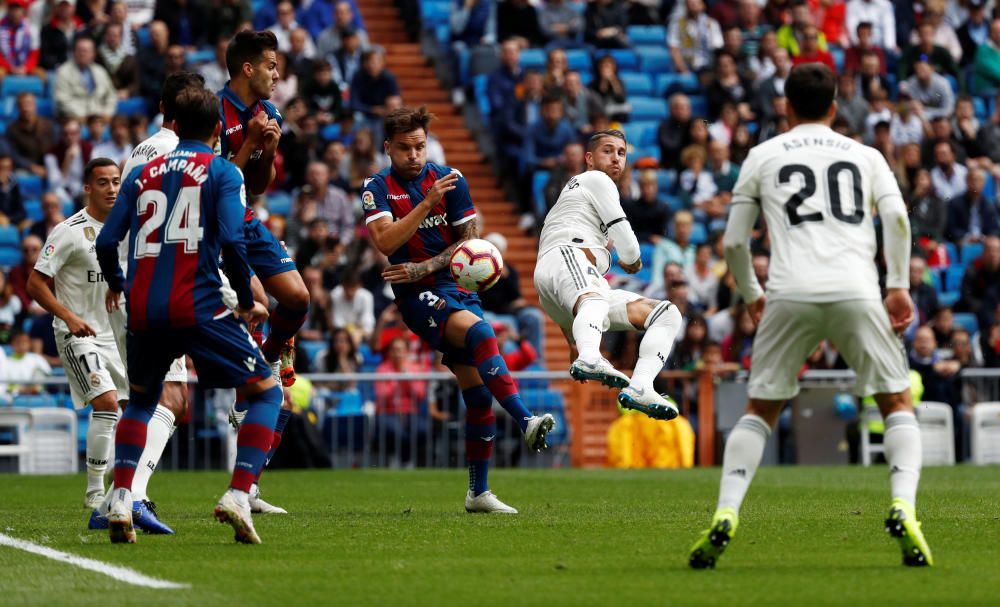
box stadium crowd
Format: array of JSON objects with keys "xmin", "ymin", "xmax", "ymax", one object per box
[{"xmin": 0, "ymin": 0, "xmax": 996, "ymax": 463}]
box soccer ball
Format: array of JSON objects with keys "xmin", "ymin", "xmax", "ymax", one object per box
[{"xmin": 450, "ymin": 238, "xmax": 504, "ymax": 291}]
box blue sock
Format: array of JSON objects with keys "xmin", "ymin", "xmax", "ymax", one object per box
[
  {"xmin": 264, "ymin": 408, "xmax": 292, "ymax": 466},
  {"xmin": 463, "ymin": 384, "xmax": 496, "ymax": 496},
  {"xmin": 464, "ymin": 320, "xmax": 532, "ymax": 433},
  {"xmin": 231, "ymin": 385, "xmax": 282, "ymax": 492}
]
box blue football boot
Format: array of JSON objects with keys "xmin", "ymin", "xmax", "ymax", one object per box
[{"xmin": 132, "ymin": 500, "xmax": 175, "ymax": 535}]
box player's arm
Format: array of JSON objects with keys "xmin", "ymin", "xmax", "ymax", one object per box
[
  {"xmin": 383, "ymin": 217, "xmax": 479, "ymax": 284},
  {"xmin": 723, "ymin": 151, "xmax": 766, "ymax": 320},
  {"xmin": 368, "ymin": 172, "xmax": 459, "ymax": 257},
  {"xmin": 588, "ymin": 174, "xmax": 641, "ymax": 272},
  {"xmin": 26, "ymin": 271, "xmax": 96, "ymax": 337},
  {"xmin": 96, "ymin": 179, "xmax": 135, "ymax": 298},
  {"xmin": 873, "ymin": 153, "xmax": 914, "ymax": 331},
  {"xmin": 229, "ymin": 112, "xmax": 273, "ymax": 195},
  {"xmin": 216, "ymin": 163, "xmax": 268, "ymax": 324}
]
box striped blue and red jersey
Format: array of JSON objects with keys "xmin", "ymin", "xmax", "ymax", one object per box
[
  {"xmin": 96, "ymin": 141, "xmax": 255, "ymax": 330},
  {"xmin": 217, "ymin": 83, "xmax": 282, "ymax": 222},
  {"xmin": 361, "ymin": 162, "xmax": 477, "ymax": 293}
]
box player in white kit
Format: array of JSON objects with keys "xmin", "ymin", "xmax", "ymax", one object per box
[
  {"xmin": 688, "ymin": 64, "xmax": 932, "ymax": 569},
  {"xmin": 26, "ymin": 159, "xmax": 173, "ymax": 534},
  {"xmin": 534, "ymin": 130, "xmax": 682, "ymax": 420}
]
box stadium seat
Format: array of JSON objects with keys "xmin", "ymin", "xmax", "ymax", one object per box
[
  {"xmin": 36, "ymin": 98, "xmax": 53, "ymax": 118},
  {"xmin": 532, "ymin": 170, "xmax": 550, "ymax": 218},
  {"xmin": 621, "ymin": 72, "xmax": 653, "ymax": 96},
  {"xmin": 915, "ymin": 401, "xmax": 955, "ymax": 465},
  {"xmin": 519, "ymin": 48, "xmax": 546, "ymax": 70},
  {"xmin": 24, "ymin": 198, "xmax": 41, "ymax": 222},
  {"xmin": 116, "ymin": 97, "xmax": 147, "ymax": 116},
  {"xmin": 953, "ymin": 312, "xmax": 979, "ymax": 335},
  {"xmin": 631, "ymin": 145, "xmax": 660, "ymax": 162},
  {"xmin": 12, "ymin": 394, "xmax": 58, "ymax": 408},
  {"xmin": 596, "ymin": 49, "xmax": 638, "ymax": 71},
  {"xmin": 655, "ymin": 73, "xmax": 699, "ymax": 96},
  {"xmin": 473, "ymin": 74, "xmax": 490, "ymax": 120},
  {"xmin": 656, "ymin": 169, "xmax": 676, "ymax": 192},
  {"xmin": 1, "ymin": 75, "xmax": 44, "ymax": 98},
  {"xmin": 938, "ymin": 291, "xmax": 960, "ymax": 308},
  {"xmin": 0, "ymin": 246, "xmax": 21, "ymax": 267},
  {"xmin": 626, "ymin": 25, "xmax": 666, "ymax": 47},
  {"xmin": 420, "ymin": 0, "xmax": 451, "ymax": 22},
  {"xmin": 689, "ymin": 95, "xmax": 708, "ymax": 118},
  {"xmin": 689, "ymin": 222, "xmax": 708, "ymax": 245},
  {"xmin": 961, "ymin": 242, "xmax": 984, "ymax": 265},
  {"xmin": 970, "ymin": 402, "xmax": 1000, "ymax": 464},
  {"xmin": 944, "ymin": 74, "xmax": 959, "ymax": 94},
  {"xmin": 628, "ymin": 97, "xmax": 668, "ymax": 121},
  {"xmin": 321, "ymin": 123, "xmax": 341, "ymax": 141},
  {"xmin": 185, "ymin": 49, "xmax": 215, "ymax": 65},
  {"xmin": 0, "ymin": 409, "xmax": 33, "ymax": 473},
  {"xmin": 639, "ymin": 242, "xmax": 655, "ymax": 267},
  {"xmin": 974, "ymin": 96, "xmax": 988, "ymax": 120},
  {"xmin": 267, "ymin": 191, "xmax": 292, "ymax": 217},
  {"xmin": 520, "ymin": 389, "xmax": 568, "ymax": 446},
  {"xmin": 943, "ymin": 242, "xmax": 958, "ymax": 266},
  {"xmin": 637, "ymin": 47, "xmax": 672, "ymax": 73},
  {"xmin": 622, "ymin": 121, "xmax": 657, "ymax": 147},
  {"xmin": 565, "ymin": 49, "xmax": 591, "ymax": 72},
  {"xmin": 830, "ymin": 47, "xmax": 845, "ymax": 73},
  {"xmin": 944, "ymin": 266, "xmax": 965, "ymax": 292},
  {"xmin": 298, "ymin": 341, "xmax": 326, "ymax": 372},
  {"xmin": 15, "ymin": 173, "xmax": 43, "ymax": 198},
  {"xmin": 0, "ymin": 226, "xmax": 18, "ymax": 246}
]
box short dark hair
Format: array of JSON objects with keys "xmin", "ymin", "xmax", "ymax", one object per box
[
  {"xmin": 785, "ymin": 63, "xmax": 836, "ymax": 120},
  {"xmin": 174, "ymin": 87, "xmax": 222, "ymax": 141},
  {"xmin": 161, "ymin": 71, "xmax": 206, "ymax": 122},
  {"xmin": 586, "ymin": 129, "xmax": 626, "ymax": 152},
  {"xmin": 225, "ymin": 30, "xmax": 278, "ymax": 78},
  {"xmin": 84, "ymin": 157, "xmax": 119, "ymax": 183},
  {"xmin": 383, "ymin": 105, "xmax": 435, "ymax": 141}
]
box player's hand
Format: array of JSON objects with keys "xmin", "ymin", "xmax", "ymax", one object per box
[
  {"xmin": 104, "ymin": 289, "xmax": 121, "ymax": 314},
  {"xmin": 423, "ymin": 173, "xmax": 459, "ymax": 207},
  {"xmin": 238, "ymin": 301, "xmax": 270, "ymax": 328},
  {"xmin": 246, "ymin": 111, "xmax": 268, "ymax": 144},
  {"xmin": 748, "ymin": 295, "xmax": 767, "ymax": 326},
  {"xmin": 66, "ymin": 313, "xmax": 97, "ymax": 338},
  {"xmin": 884, "ymin": 288, "xmax": 914, "ymax": 333},
  {"xmin": 618, "ymin": 257, "xmax": 641, "ymax": 274},
  {"xmin": 382, "ymin": 262, "xmax": 429, "ymax": 284},
  {"xmin": 261, "ymin": 120, "xmax": 281, "ymax": 152}
]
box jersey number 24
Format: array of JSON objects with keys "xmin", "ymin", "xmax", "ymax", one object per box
[
  {"xmin": 780, "ymin": 162, "xmax": 864, "ymax": 227},
  {"xmin": 135, "ymin": 187, "xmax": 205, "ymax": 258}
]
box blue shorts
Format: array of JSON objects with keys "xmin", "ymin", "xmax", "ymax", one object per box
[
  {"xmin": 395, "ymin": 285, "xmax": 483, "ymax": 367},
  {"xmin": 245, "ymin": 218, "xmax": 296, "ymax": 280},
  {"xmin": 127, "ymin": 315, "xmax": 272, "ymax": 393}
]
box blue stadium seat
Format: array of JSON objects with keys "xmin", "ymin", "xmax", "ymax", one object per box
[
  {"xmin": 631, "ymin": 145, "xmax": 660, "ymax": 162},
  {"xmin": 689, "ymin": 95, "xmax": 708, "ymax": 117},
  {"xmin": 420, "ymin": 0, "xmax": 451, "ymax": 22},
  {"xmin": 637, "ymin": 47, "xmax": 672, "ymax": 73},
  {"xmin": 298, "ymin": 340, "xmax": 326, "ymax": 371},
  {"xmin": 62, "ymin": 200, "xmax": 75, "ymax": 216},
  {"xmin": 565, "ymin": 49, "xmax": 591, "ymax": 72},
  {"xmin": 938, "ymin": 291, "xmax": 960, "ymax": 308},
  {"xmin": 520, "ymin": 48, "xmax": 546, "ymax": 70},
  {"xmin": 532, "ymin": 170, "xmax": 550, "ymax": 218},
  {"xmin": 927, "ymin": 268, "xmax": 942, "ymax": 292},
  {"xmin": 24, "ymin": 198, "xmax": 41, "ymax": 222},
  {"xmin": 1, "ymin": 75, "xmax": 44, "ymax": 98},
  {"xmin": 321, "ymin": 123, "xmax": 341, "ymax": 141},
  {"xmin": 953, "ymin": 312, "xmax": 979, "ymax": 335},
  {"xmin": 36, "ymin": 98, "xmax": 53, "ymax": 118},
  {"xmin": 621, "ymin": 72, "xmax": 653, "ymax": 96},
  {"xmin": 473, "ymin": 73, "xmax": 490, "ymax": 120},
  {"xmin": 689, "ymin": 222, "xmax": 708, "ymax": 245},
  {"xmin": 639, "ymin": 242, "xmax": 655, "ymax": 267},
  {"xmin": 116, "ymin": 97, "xmax": 147, "ymax": 116},
  {"xmin": 974, "ymin": 96, "xmax": 988, "ymax": 120},
  {"xmin": 945, "ymin": 74, "xmax": 959, "ymax": 94},
  {"xmin": 15, "ymin": 173, "xmax": 42, "ymax": 197},
  {"xmin": 595, "ymin": 49, "xmax": 638, "ymax": 71},
  {"xmin": 12, "ymin": 394, "xmax": 58, "ymax": 408},
  {"xmin": 944, "ymin": 265, "xmax": 965, "ymax": 292},
  {"xmin": 628, "ymin": 97, "xmax": 668, "ymax": 121},
  {"xmin": 0, "ymin": 226, "xmax": 18, "ymax": 246},
  {"xmin": 622, "ymin": 120, "xmax": 657, "ymax": 147},
  {"xmin": 185, "ymin": 49, "xmax": 215, "ymax": 65},
  {"xmin": 1, "ymin": 248, "xmax": 25, "ymax": 269},
  {"xmin": 961, "ymin": 242, "xmax": 984, "ymax": 265},
  {"xmin": 656, "ymin": 169, "xmax": 676, "ymax": 192},
  {"xmin": 655, "ymin": 73, "xmax": 699, "ymax": 96},
  {"xmin": 626, "ymin": 25, "xmax": 666, "ymax": 47},
  {"xmin": 267, "ymin": 191, "xmax": 292, "ymax": 216},
  {"xmin": 943, "ymin": 242, "xmax": 959, "ymax": 266},
  {"xmin": 830, "ymin": 47, "xmax": 845, "ymax": 73}
]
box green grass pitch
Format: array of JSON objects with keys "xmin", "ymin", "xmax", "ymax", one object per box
[{"xmin": 1, "ymin": 466, "xmax": 999, "ymax": 606}]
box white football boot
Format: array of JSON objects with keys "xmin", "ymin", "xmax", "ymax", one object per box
[
  {"xmin": 228, "ymin": 403, "xmax": 247, "ymax": 430},
  {"xmin": 617, "ymin": 386, "xmax": 679, "ymax": 421},
  {"xmin": 214, "ymin": 490, "xmax": 261, "ymax": 544},
  {"xmin": 465, "ymin": 490, "xmax": 518, "ymax": 514},
  {"xmin": 84, "ymin": 489, "xmax": 104, "ymax": 510},
  {"xmin": 570, "ymin": 357, "xmax": 630, "ymax": 389},
  {"xmin": 249, "ymin": 482, "xmax": 287, "ymax": 514},
  {"xmin": 524, "ymin": 414, "xmax": 556, "ymax": 452},
  {"xmin": 108, "ymin": 488, "xmax": 136, "ymax": 544}
]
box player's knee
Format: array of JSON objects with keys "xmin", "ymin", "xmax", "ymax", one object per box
[
  {"xmin": 573, "ymin": 292, "xmax": 606, "ymax": 315},
  {"xmin": 160, "ymin": 383, "xmax": 188, "ymax": 418},
  {"xmin": 645, "ymin": 300, "xmax": 681, "ymax": 330},
  {"xmin": 90, "ymin": 391, "xmax": 118, "ymax": 412},
  {"xmin": 286, "ymin": 282, "xmax": 310, "ymax": 310}
]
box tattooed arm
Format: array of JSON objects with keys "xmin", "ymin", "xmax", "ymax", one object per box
[{"xmin": 381, "ymin": 218, "xmax": 479, "ymax": 284}]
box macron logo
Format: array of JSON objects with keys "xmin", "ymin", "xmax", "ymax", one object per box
[{"xmin": 225, "ymin": 123, "xmax": 243, "ymax": 136}]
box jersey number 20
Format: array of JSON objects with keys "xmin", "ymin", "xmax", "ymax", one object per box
[
  {"xmin": 780, "ymin": 162, "xmax": 864, "ymax": 227},
  {"xmin": 135, "ymin": 187, "xmax": 206, "ymax": 258}
]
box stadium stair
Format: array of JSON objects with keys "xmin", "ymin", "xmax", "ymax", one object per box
[{"xmin": 357, "ymin": 0, "xmax": 571, "ymax": 373}]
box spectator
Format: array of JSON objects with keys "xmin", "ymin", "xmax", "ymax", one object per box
[
  {"xmin": 563, "ymin": 70, "xmax": 601, "ymax": 131},
  {"xmin": 908, "ymin": 168, "xmax": 948, "ymax": 243},
  {"xmin": 959, "ymin": 236, "xmax": 1000, "ymax": 321},
  {"xmin": 982, "ymin": 302, "xmax": 1000, "ymax": 367},
  {"xmin": 477, "ymin": 232, "xmax": 545, "ymax": 353},
  {"xmin": 894, "ymin": 142, "xmax": 923, "ymax": 192},
  {"xmin": 39, "ymin": 0, "xmax": 81, "ymax": 71},
  {"xmin": 92, "ymin": 115, "xmax": 133, "ymax": 165},
  {"xmin": 684, "ymin": 117, "xmax": 711, "ymax": 157},
  {"xmin": 721, "ymin": 304, "xmax": 755, "ymax": 369},
  {"xmin": 672, "ymin": 313, "xmax": 709, "ymax": 370},
  {"xmin": 845, "ymin": 0, "xmax": 896, "ymax": 51},
  {"xmin": 929, "ymin": 140, "xmax": 968, "ymax": 203},
  {"xmin": 491, "ymin": 322, "xmax": 538, "ymax": 372},
  {"xmin": 317, "ymin": 0, "xmax": 370, "ymax": 57},
  {"xmin": 298, "ymin": 265, "xmax": 331, "ymax": 345},
  {"xmin": 269, "ymin": 1, "xmax": 317, "ymax": 55},
  {"xmin": 708, "ymin": 101, "xmax": 740, "ymax": 146},
  {"xmin": 0, "ymin": 155, "xmax": 24, "ymax": 227},
  {"xmin": 5, "ymin": 92, "xmax": 54, "ymax": 177},
  {"xmin": 974, "ymin": 18, "xmax": 1000, "ymax": 93},
  {"xmin": 721, "ymin": 26, "xmax": 755, "ymax": 82},
  {"xmin": 652, "ymin": 210, "xmax": 697, "ymax": 289},
  {"xmin": 542, "ymin": 47, "xmax": 568, "ymax": 92},
  {"xmin": 331, "ymin": 27, "xmax": 363, "ymax": 90},
  {"xmin": 922, "ymin": 116, "xmax": 967, "ymax": 166},
  {"xmin": 3, "ymin": 330, "xmax": 51, "ymax": 390},
  {"xmin": 957, "ymin": 0, "xmax": 989, "ymax": 69},
  {"xmin": 909, "ymin": 255, "xmax": 939, "ymax": 326},
  {"xmin": 331, "ymin": 271, "xmax": 375, "ymax": 344},
  {"xmin": 53, "ymin": 36, "xmax": 116, "ymax": 121},
  {"xmin": 776, "ymin": 1, "xmax": 828, "ymax": 57},
  {"xmin": 737, "ymin": 0, "xmax": 770, "ymax": 58},
  {"xmin": 497, "ymin": 0, "xmax": 545, "ymax": 46},
  {"xmin": 748, "ymin": 28, "xmax": 779, "ymax": 84},
  {"xmin": 292, "ymin": 218, "xmax": 332, "ymax": 270},
  {"xmin": 542, "ymin": 141, "xmax": 585, "ymax": 212},
  {"xmin": 302, "ymin": 59, "xmax": 343, "ymax": 125},
  {"xmin": 835, "ymin": 71, "xmax": 867, "ymax": 136},
  {"xmin": 0, "ymin": 0, "xmax": 43, "ymax": 80},
  {"xmin": 708, "ymin": 139, "xmax": 739, "ymax": 198},
  {"xmin": 707, "ymin": 51, "xmax": 753, "ymax": 120},
  {"xmin": 291, "ymin": 161, "xmax": 355, "ymax": 245},
  {"xmin": 95, "ymin": 2, "xmax": 137, "ymax": 56},
  {"xmin": 29, "ymin": 311, "xmax": 60, "ymax": 369},
  {"xmin": 686, "ymin": 242, "xmax": 719, "ymax": 313},
  {"xmin": 889, "ymin": 92, "xmax": 927, "ymax": 148},
  {"xmin": 136, "ymin": 21, "xmax": 172, "ymax": 115},
  {"xmin": 907, "ymin": 326, "xmax": 956, "ymax": 404},
  {"xmin": 198, "ymin": 37, "xmax": 230, "ymax": 94},
  {"xmin": 844, "ymin": 22, "xmax": 887, "ymax": 75},
  {"xmin": 589, "ymin": 55, "xmax": 629, "ymax": 122},
  {"xmin": 154, "ymin": 0, "xmax": 210, "ymax": 49},
  {"xmin": 97, "ymin": 22, "xmax": 138, "ymax": 96},
  {"xmin": 901, "ymin": 56, "xmax": 954, "ymax": 122},
  {"xmin": 44, "ymin": 118, "xmax": 91, "ymax": 202},
  {"xmin": 286, "ymin": 28, "xmax": 318, "ymax": 82},
  {"xmin": 342, "ymin": 127, "xmax": 387, "ymax": 193},
  {"xmin": 323, "ymin": 328, "xmax": 361, "ymax": 390},
  {"xmin": 373, "ymin": 335, "xmax": 429, "ymax": 464},
  {"xmin": 898, "ymin": 19, "xmax": 959, "ymax": 80},
  {"xmin": 668, "ymin": 0, "xmax": 724, "ymax": 75},
  {"xmin": 207, "ymin": 0, "xmax": 253, "ymax": 41},
  {"xmin": 754, "ymin": 47, "xmax": 790, "ymax": 120},
  {"xmin": 856, "ymin": 50, "xmax": 890, "ymax": 102},
  {"xmin": 946, "ymin": 168, "xmax": 999, "ymax": 243},
  {"xmin": 486, "ymin": 39, "xmax": 521, "ymax": 122},
  {"xmin": 624, "ymin": 170, "xmax": 670, "ymax": 244},
  {"xmin": 913, "ymin": 8, "xmax": 962, "ymax": 64},
  {"xmin": 27, "ymin": 193, "xmax": 63, "ymax": 242},
  {"xmin": 657, "ymin": 93, "xmax": 693, "ymax": 171},
  {"xmin": 270, "ymin": 51, "xmax": 299, "ymax": 109},
  {"xmin": 584, "ymin": 0, "xmax": 629, "ymax": 49},
  {"xmin": 929, "ymin": 305, "xmax": 956, "ymax": 350},
  {"xmin": 791, "ymin": 24, "xmax": 835, "ymax": 71},
  {"xmin": 349, "ymin": 48, "xmax": 401, "ymax": 125},
  {"xmin": 525, "ymin": 95, "xmax": 576, "ymax": 175},
  {"xmin": 539, "ymin": 0, "xmax": 583, "ymax": 47},
  {"xmin": 678, "ymin": 144, "xmax": 718, "ymax": 213}
]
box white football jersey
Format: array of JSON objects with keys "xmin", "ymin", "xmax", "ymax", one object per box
[
  {"xmin": 732, "ymin": 123, "xmax": 903, "ymax": 302},
  {"xmin": 34, "ymin": 210, "xmax": 128, "ymax": 341},
  {"xmin": 538, "ymin": 170, "xmax": 627, "ymax": 274},
  {"xmin": 121, "ymin": 127, "xmax": 179, "ymax": 180}
]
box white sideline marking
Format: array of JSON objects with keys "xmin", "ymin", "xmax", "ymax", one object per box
[{"xmin": 0, "ymin": 532, "xmax": 190, "ymax": 589}]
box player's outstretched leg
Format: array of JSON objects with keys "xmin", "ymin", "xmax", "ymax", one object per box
[
  {"xmin": 107, "ymin": 390, "xmax": 159, "ymax": 544},
  {"xmin": 84, "ymin": 406, "xmax": 119, "ymax": 509},
  {"xmin": 215, "ymin": 383, "xmax": 282, "ymax": 544},
  {"xmin": 249, "ymin": 407, "xmax": 292, "ymax": 514},
  {"xmin": 618, "ymin": 300, "xmax": 681, "ymax": 421},
  {"xmin": 461, "ymin": 384, "xmax": 516, "ymax": 514},
  {"xmin": 879, "ymin": 396, "xmax": 933, "ymax": 566},
  {"xmin": 569, "ymin": 297, "xmax": 630, "ymax": 389},
  {"xmin": 689, "ymin": 409, "xmax": 773, "ymax": 568},
  {"xmin": 260, "ymin": 271, "xmax": 310, "ymax": 386}
]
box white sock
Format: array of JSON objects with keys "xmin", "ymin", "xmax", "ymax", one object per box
[
  {"xmin": 884, "ymin": 411, "xmax": 922, "ymax": 506},
  {"xmin": 86, "ymin": 410, "xmax": 119, "ymax": 494},
  {"xmin": 227, "ymin": 488, "xmax": 250, "ymax": 507},
  {"xmin": 573, "ymin": 298, "xmax": 609, "ymax": 363},
  {"xmin": 130, "ymin": 405, "xmax": 175, "ymax": 502},
  {"xmin": 717, "ymin": 414, "xmax": 772, "ymax": 513},
  {"xmin": 631, "ymin": 302, "xmax": 681, "ymax": 390}
]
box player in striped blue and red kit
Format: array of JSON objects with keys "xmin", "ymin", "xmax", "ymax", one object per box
[
  {"xmin": 97, "ymin": 88, "xmax": 280, "ymax": 544},
  {"xmin": 363, "ymin": 106, "xmax": 555, "ymax": 514}
]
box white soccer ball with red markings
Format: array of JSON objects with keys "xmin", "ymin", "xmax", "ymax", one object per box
[{"xmin": 450, "ymin": 238, "xmax": 504, "ymax": 291}]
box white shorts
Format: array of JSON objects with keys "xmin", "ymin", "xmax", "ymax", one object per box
[
  {"xmin": 58, "ymin": 337, "xmax": 129, "ymax": 409},
  {"xmin": 164, "ymin": 357, "xmax": 188, "ymax": 383},
  {"xmin": 534, "ymin": 245, "xmax": 642, "ymax": 334},
  {"xmin": 748, "ymin": 298, "xmax": 911, "ymax": 400}
]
